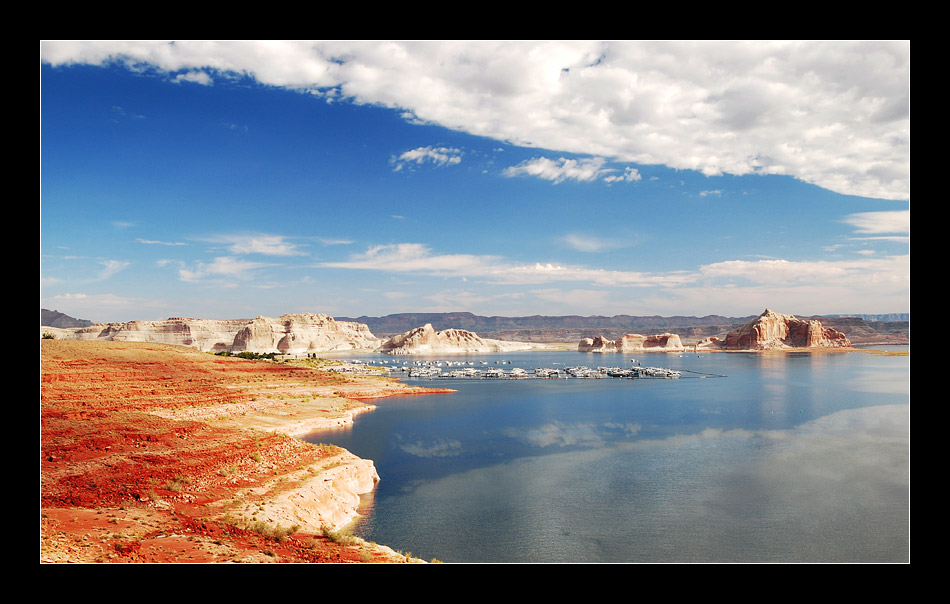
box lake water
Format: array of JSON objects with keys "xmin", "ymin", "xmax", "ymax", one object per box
[{"xmin": 303, "ymin": 348, "xmax": 909, "ymax": 563}]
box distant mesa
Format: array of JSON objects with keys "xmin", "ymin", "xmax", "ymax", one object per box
[{"xmin": 378, "ymin": 323, "xmax": 544, "ymax": 355}]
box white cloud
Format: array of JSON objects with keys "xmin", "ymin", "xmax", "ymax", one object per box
[
  {"xmin": 316, "ymin": 237, "xmax": 354, "ymax": 246},
  {"xmin": 323, "ymin": 242, "xmax": 691, "ymax": 287},
  {"xmin": 137, "ymin": 238, "xmax": 187, "ymax": 246},
  {"xmin": 40, "ymin": 40, "xmax": 910, "ymax": 200},
  {"xmin": 202, "ymin": 234, "xmax": 306, "ymax": 256},
  {"xmin": 391, "ymin": 146, "xmax": 463, "ymax": 171},
  {"xmin": 179, "ymin": 256, "xmax": 270, "ymax": 282},
  {"xmin": 603, "ymin": 166, "xmax": 642, "ymax": 183},
  {"xmin": 697, "ymin": 255, "xmax": 910, "ymax": 289},
  {"xmin": 97, "ymin": 259, "xmax": 129, "ymax": 280},
  {"xmin": 842, "ymin": 210, "xmax": 910, "ymax": 235},
  {"xmin": 504, "ymin": 157, "xmax": 608, "ymax": 183},
  {"xmin": 561, "ymin": 233, "xmax": 632, "ymax": 253},
  {"xmin": 321, "ymin": 242, "xmax": 909, "ymax": 316},
  {"xmin": 174, "ymin": 70, "xmax": 213, "ymax": 85}
]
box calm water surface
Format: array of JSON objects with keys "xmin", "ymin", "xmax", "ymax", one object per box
[{"xmin": 304, "ymin": 349, "xmax": 909, "ymax": 563}]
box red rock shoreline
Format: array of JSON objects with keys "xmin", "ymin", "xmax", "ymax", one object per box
[{"xmin": 40, "ymin": 340, "xmax": 454, "ymax": 563}]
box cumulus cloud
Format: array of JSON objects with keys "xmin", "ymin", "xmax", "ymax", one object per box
[
  {"xmin": 174, "ymin": 70, "xmax": 213, "ymax": 85},
  {"xmin": 391, "ymin": 146, "xmax": 463, "ymax": 171},
  {"xmin": 603, "ymin": 166, "xmax": 642, "ymax": 183},
  {"xmin": 40, "ymin": 40, "xmax": 910, "ymax": 200}
]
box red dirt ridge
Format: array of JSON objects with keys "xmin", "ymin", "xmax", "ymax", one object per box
[{"xmin": 40, "ymin": 340, "xmax": 450, "ymax": 563}]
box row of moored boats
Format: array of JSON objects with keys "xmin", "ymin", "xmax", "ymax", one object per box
[{"xmin": 376, "ymin": 363, "xmax": 682, "ymax": 380}]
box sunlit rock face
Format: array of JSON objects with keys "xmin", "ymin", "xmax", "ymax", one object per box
[
  {"xmin": 377, "ymin": 323, "xmax": 537, "ymax": 355},
  {"xmin": 721, "ymin": 309, "xmax": 852, "ymax": 350},
  {"xmin": 578, "ymin": 333, "xmax": 685, "ymax": 352},
  {"xmin": 45, "ymin": 313, "xmax": 381, "ymax": 353}
]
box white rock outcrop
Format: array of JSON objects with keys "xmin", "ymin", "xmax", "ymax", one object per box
[
  {"xmin": 42, "ymin": 313, "xmax": 381, "ymax": 354},
  {"xmin": 377, "ymin": 323, "xmax": 541, "ymax": 355},
  {"xmin": 236, "ymin": 451, "xmax": 380, "ymax": 533},
  {"xmin": 578, "ymin": 332, "xmax": 685, "ymax": 352}
]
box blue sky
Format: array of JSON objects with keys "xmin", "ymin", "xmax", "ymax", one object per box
[{"xmin": 40, "ymin": 41, "xmax": 910, "ymax": 323}]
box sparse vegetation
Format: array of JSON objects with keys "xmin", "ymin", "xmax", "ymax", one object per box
[
  {"xmin": 233, "ymin": 517, "xmax": 301, "ymax": 542},
  {"xmin": 164, "ymin": 474, "xmax": 191, "ymax": 492},
  {"xmin": 214, "ymin": 351, "xmax": 278, "ymax": 361},
  {"xmin": 320, "ymin": 524, "xmax": 361, "ymax": 547}
]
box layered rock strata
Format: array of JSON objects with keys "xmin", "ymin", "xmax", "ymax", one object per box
[
  {"xmin": 710, "ymin": 309, "xmax": 852, "ymax": 350},
  {"xmin": 578, "ymin": 332, "xmax": 685, "ymax": 352},
  {"xmin": 42, "ymin": 313, "xmax": 381, "ymax": 354},
  {"xmin": 378, "ymin": 323, "xmax": 541, "ymax": 355},
  {"xmin": 237, "ymin": 451, "xmax": 381, "ymax": 533}
]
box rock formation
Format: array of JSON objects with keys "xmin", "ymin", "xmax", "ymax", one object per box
[
  {"xmin": 377, "ymin": 323, "xmax": 542, "ymax": 355},
  {"xmin": 719, "ymin": 309, "xmax": 852, "ymax": 350},
  {"xmin": 42, "ymin": 313, "xmax": 381, "ymax": 354},
  {"xmin": 578, "ymin": 332, "xmax": 685, "ymax": 352},
  {"xmin": 242, "ymin": 451, "xmax": 380, "ymax": 533}
]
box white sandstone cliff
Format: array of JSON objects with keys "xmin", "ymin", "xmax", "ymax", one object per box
[
  {"xmin": 377, "ymin": 323, "xmax": 542, "ymax": 355},
  {"xmin": 578, "ymin": 332, "xmax": 685, "ymax": 352},
  {"xmin": 42, "ymin": 313, "xmax": 381, "ymax": 354}
]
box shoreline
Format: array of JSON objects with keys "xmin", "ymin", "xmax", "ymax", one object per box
[
  {"xmin": 40, "ymin": 340, "xmax": 456, "ymax": 563},
  {"xmin": 40, "ymin": 340, "xmax": 906, "ymax": 563}
]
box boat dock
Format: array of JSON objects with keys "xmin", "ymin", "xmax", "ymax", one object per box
[{"xmin": 329, "ymin": 359, "xmax": 715, "ymax": 380}]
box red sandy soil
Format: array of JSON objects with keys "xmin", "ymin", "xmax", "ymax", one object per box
[{"xmin": 40, "ymin": 340, "xmax": 452, "ymax": 563}]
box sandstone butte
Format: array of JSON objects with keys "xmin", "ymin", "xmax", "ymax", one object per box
[
  {"xmin": 42, "ymin": 312, "xmax": 550, "ymax": 356},
  {"xmin": 578, "ymin": 309, "xmax": 854, "ymax": 353},
  {"xmin": 42, "ymin": 312, "xmax": 382, "ymax": 355},
  {"xmin": 377, "ymin": 323, "xmax": 552, "ymax": 355},
  {"xmin": 40, "ymin": 339, "xmax": 455, "ymax": 563}
]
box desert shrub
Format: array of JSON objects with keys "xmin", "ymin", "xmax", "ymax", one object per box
[{"xmin": 320, "ymin": 525, "xmax": 361, "ymax": 546}]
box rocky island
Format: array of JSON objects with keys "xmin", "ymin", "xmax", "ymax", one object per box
[
  {"xmin": 579, "ymin": 332, "xmax": 685, "ymax": 352},
  {"xmin": 378, "ymin": 323, "xmax": 550, "ymax": 355},
  {"xmin": 699, "ymin": 308, "xmax": 853, "ymax": 350},
  {"xmin": 578, "ymin": 309, "xmax": 853, "ymax": 352}
]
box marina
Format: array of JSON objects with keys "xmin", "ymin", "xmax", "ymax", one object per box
[{"xmin": 325, "ymin": 357, "xmax": 714, "ymax": 380}]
